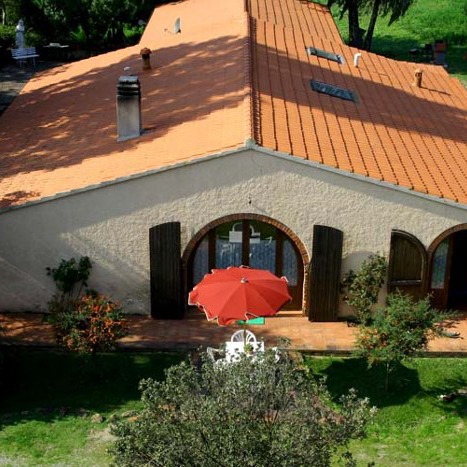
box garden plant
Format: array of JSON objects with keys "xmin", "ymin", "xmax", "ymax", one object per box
[
  {"xmin": 341, "ymin": 253, "xmax": 387, "ymax": 325},
  {"xmin": 46, "ymin": 256, "xmax": 127, "ymax": 354},
  {"xmin": 355, "ymin": 292, "xmax": 450, "ymax": 390},
  {"xmin": 110, "ymin": 349, "xmax": 375, "ymax": 466}
]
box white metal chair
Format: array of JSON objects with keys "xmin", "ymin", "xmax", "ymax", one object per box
[
  {"xmin": 230, "ymin": 329, "xmax": 257, "ymax": 343},
  {"xmin": 207, "ymin": 346, "xmax": 224, "ymax": 363}
]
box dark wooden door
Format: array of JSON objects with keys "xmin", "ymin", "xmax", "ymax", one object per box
[
  {"xmin": 149, "ymin": 222, "xmax": 183, "ymax": 319},
  {"xmin": 308, "ymin": 225, "xmax": 343, "ymax": 322},
  {"xmin": 388, "ymin": 230, "xmax": 427, "ymax": 300}
]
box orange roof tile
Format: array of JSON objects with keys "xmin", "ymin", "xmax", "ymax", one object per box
[
  {"xmin": 251, "ymin": 0, "xmax": 467, "ymax": 204},
  {"xmin": 0, "ymin": 0, "xmax": 466, "ymax": 208}
]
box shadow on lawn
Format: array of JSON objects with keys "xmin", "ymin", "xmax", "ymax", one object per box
[
  {"xmin": 425, "ymin": 376, "xmax": 467, "ymax": 418},
  {"xmin": 0, "ymin": 348, "xmax": 185, "ymax": 428},
  {"xmin": 310, "ymin": 357, "xmax": 422, "ymax": 408}
]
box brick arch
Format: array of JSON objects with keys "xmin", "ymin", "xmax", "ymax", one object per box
[
  {"xmin": 427, "ymin": 223, "xmax": 467, "ymax": 310},
  {"xmin": 182, "ymin": 214, "xmax": 309, "ymax": 312},
  {"xmin": 427, "ymin": 223, "xmax": 467, "ymax": 256},
  {"xmin": 182, "ymin": 213, "xmax": 309, "ymax": 265}
]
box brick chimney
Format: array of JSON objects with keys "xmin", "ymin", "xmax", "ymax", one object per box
[{"xmin": 117, "ymin": 76, "xmax": 142, "ymax": 141}]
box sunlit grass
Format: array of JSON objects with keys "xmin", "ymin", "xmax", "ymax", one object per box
[
  {"xmin": 308, "ymin": 356, "xmax": 467, "ymax": 466},
  {"xmin": 315, "ymin": 0, "xmax": 467, "ymax": 85}
]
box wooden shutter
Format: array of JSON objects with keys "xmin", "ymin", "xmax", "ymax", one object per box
[
  {"xmin": 388, "ymin": 230, "xmax": 427, "ymax": 300},
  {"xmin": 149, "ymin": 222, "xmax": 183, "ymax": 319},
  {"xmin": 308, "ymin": 225, "xmax": 343, "ymax": 322}
]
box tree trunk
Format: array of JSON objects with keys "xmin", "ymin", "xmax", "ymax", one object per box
[
  {"xmin": 363, "ymin": 0, "xmax": 381, "ymax": 51},
  {"xmin": 347, "ymin": 0, "xmax": 363, "ymax": 48}
]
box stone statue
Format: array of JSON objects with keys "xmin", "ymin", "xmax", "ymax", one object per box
[{"xmin": 15, "ymin": 19, "xmax": 25, "ymax": 48}]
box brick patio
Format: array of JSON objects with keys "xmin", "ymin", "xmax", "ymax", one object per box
[{"xmin": 1, "ymin": 311, "xmax": 466, "ymax": 355}]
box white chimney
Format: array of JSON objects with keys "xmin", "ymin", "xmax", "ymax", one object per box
[{"xmin": 117, "ymin": 76, "xmax": 142, "ymax": 142}]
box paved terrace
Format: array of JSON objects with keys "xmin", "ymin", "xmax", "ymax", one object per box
[{"xmin": 1, "ymin": 311, "xmax": 466, "ymax": 355}]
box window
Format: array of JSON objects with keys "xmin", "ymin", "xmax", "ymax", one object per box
[
  {"xmin": 189, "ymin": 219, "xmax": 303, "ymax": 310},
  {"xmin": 431, "ymin": 239, "xmax": 449, "ymax": 289},
  {"xmin": 306, "ymin": 46, "xmax": 344, "ymax": 64},
  {"xmin": 310, "ymin": 79, "xmax": 356, "ymax": 102}
]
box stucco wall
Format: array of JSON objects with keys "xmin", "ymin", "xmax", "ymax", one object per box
[{"xmin": 0, "ymin": 149, "xmax": 465, "ymax": 314}]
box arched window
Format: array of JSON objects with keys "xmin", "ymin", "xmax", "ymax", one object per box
[{"xmin": 187, "ymin": 218, "xmax": 304, "ymax": 310}]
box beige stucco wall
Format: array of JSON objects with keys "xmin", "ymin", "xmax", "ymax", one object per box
[{"xmin": 0, "ymin": 148, "xmax": 466, "ymax": 315}]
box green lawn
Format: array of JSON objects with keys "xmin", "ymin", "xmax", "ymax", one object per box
[
  {"xmin": 0, "ymin": 349, "xmax": 185, "ymax": 466},
  {"xmin": 0, "ymin": 350, "xmax": 466, "ymax": 466},
  {"xmin": 307, "ymin": 356, "xmax": 467, "ymax": 466},
  {"xmin": 316, "ymin": 0, "xmax": 467, "ymax": 86}
]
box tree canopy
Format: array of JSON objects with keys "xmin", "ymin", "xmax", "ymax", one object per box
[
  {"xmin": 1, "ymin": 0, "xmax": 161, "ymax": 49},
  {"xmin": 328, "ymin": 0, "xmax": 415, "ymax": 50}
]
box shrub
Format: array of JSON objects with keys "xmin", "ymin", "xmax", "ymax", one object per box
[
  {"xmin": 356, "ymin": 292, "xmax": 448, "ymax": 390},
  {"xmin": 110, "ymin": 350, "xmax": 375, "ymax": 466},
  {"xmin": 52, "ymin": 294, "xmax": 127, "ymax": 354},
  {"xmin": 0, "ymin": 25, "xmax": 15, "ymax": 48},
  {"xmin": 46, "ymin": 256, "xmax": 127, "ymax": 354},
  {"xmin": 341, "ymin": 254, "xmax": 387, "ymax": 324}
]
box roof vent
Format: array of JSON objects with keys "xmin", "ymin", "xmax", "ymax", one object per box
[
  {"xmin": 353, "ymin": 53, "xmax": 362, "ymax": 67},
  {"xmin": 412, "ymin": 68, "xmax": 423, "ymax": 88},
  {"xmin": 117, "ymin": 75, "xmax": 142, "ymax": 142},
  {"xmin": 173, "ymin": 17, "xmax": 181, "ymax": 34}
]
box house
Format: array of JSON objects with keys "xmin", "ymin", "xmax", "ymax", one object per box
[{"xmin": 0, "ymin": 0, "xmax": 466, "ymax": 320}]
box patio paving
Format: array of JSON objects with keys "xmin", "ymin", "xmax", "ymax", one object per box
[{"xmin": 1, "ymin": 311, "xmax": 466, "ymax": 355}]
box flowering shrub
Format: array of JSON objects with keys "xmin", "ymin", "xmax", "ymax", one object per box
[
  {"xmin": 53, "ymin": 294, "xmax": 127, "ymax": 354},
  {"xmin": 47, "ymin": 257, "xmax": 127, "ymax": 354}
]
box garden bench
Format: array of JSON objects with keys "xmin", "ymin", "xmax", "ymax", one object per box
[{"xmin": 11, "ymin": 47, "xmax": 39, "ymax": 67}]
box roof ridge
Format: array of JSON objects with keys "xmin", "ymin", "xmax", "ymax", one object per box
[{"xmin": 243, "ymin": 9, "xmax": 255, "ymax": 144}]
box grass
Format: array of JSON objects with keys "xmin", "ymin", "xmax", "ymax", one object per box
[
  {"xmin": 0, "ymin": 350, "xmax": 466, "ymax": 466},
  {"xmin": 0, "ymin": 348, "xmax": 184, "ymax": 466},
  {"xmin": 315, "ymin": 0, "xmax": 467, "ymax": 85},
  {"xmin": 307, "ymin": 356, "xmax": 467, "ymax": 466}
]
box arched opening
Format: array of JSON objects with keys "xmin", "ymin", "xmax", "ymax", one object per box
[
  {"xmin": 428, "ymin": 224, "xmax": 467, "ymax": 311},
  {"xmin": 183, "ymin": 214, "xmax": 308, "ymax": 311}
]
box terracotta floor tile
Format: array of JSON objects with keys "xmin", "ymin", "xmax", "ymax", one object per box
[{"xmin": 2, "ymin": 312, "xmax": 465, "ymax": 354}]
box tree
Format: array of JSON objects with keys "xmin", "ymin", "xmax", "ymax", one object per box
[
  {"xmin": 362, "ymin": 0, "xmax": 415, "ymax": 51},
  {"xmin": 17, "ymin": 0, "xmax": 156, "ymax": 49},
  {"xmin": 356, "ymin": 292, "xmax": 448, "ymax": 390},
  {"xmin": 111, "ymin": 350, "xmax": 375, "ymax": 466},
  {"xmin": 0, "ymin": 0, "xmax": 21, "ymax": 25},
  {"xmin": 328, "ymin": 0, "xmax": 415, "ymax": 50}
]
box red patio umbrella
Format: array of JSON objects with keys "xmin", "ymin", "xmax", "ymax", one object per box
[{"xmin": 188, "ymin": 266, "xmax": 291, "ymax": 326}]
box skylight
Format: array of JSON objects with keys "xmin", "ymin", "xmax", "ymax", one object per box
[
  {"xmin": 306, "ymin": 46, "xmax": 344, "ymax": 64},
  {"xmin": 310, "ymin": 80, "xmax": 356, "ymax": 102}
]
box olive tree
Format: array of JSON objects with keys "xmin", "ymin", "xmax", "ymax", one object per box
[
  {"xmin": 111, "ymin": 350, "xmax": 375, "ymax": 466},
  {"xmin": 356, "ymin": 292, "xmax": 449, "ymax": 390}
]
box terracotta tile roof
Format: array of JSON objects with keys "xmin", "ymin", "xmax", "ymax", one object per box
[
  {"xmin": 251, "ymin": 0, "xmax": 467, "ymax": 203},
  {"xmin": 0, "ymin": 0, "xmax": 466, "ymax": 209},
  {"xmin": 0, "ymin": 0, "xmax": 250, "ymax": 207}
]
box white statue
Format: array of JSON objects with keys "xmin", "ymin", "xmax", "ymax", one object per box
[{"xmin": 15, "ymin": 19, "xmax": 25, "ymax": 48}]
